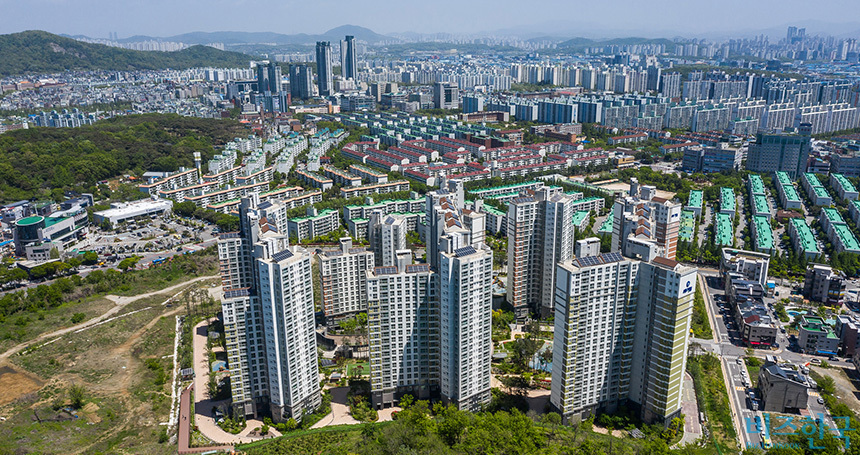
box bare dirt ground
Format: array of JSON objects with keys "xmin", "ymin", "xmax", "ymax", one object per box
[{"xmin": 0, "ymin": 364, "xmax": 42, "ymax": 406}]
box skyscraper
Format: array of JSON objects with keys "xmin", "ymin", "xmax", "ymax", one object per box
[
  {"xmin": 506, "ymin": 187, "xmax": 577, "ymax": 320},
  {"xmin": 289, "ymin": 64, "xmax": 314, "ymax": 100},
  {"xmin": 256, "ymin": 61, "xmax": 281, "ymax": 94},
  {"xmin": 551, "ymin": 253, "xmax": 696, "ymax": 425},
  {"xmin": 315, "ymin": 41, "xmax": 333, "ymax": 97},
  {"xmin": 629, "ymin": 257, "xmax": 697, "ymax": 424},
  {"xmin": 219, "ymin": 195, "xmax": 320, "ymax": 422},
  {"xmin": 551, "ymin": 251, "xmax": 638, "ymax": 422},
  {"xmin": 341, "ymin": 35, "xmax": 358, "ymax": 80}
]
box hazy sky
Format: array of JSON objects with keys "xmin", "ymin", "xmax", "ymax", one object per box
[{"xmin": 1, "ymin": 0, "xmax": 859, "ymax": 38}]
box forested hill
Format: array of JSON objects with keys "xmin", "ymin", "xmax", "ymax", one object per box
[
  {"xmin": 0, "ymin": 31, "xmax": 253, "ymax": 76},
  {"xmin": 0, "ymin": 114, "xmax": 249, "ymax": 203}
]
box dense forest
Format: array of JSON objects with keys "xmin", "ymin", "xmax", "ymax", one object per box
[
  {"xmin": 0, "ymin": 114, "xmax": 248, "ymax": 202},
  {"xmin": 0, "ymin": 31, "xmax": 252, "ymax": 76}
]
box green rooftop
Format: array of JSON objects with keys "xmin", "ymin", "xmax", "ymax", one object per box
[
  {"xmin": 716, "ymin": 212, "xmax": 733, "ymax": 246},
  {"xmin": 598, "ymin": 216, "xmax": 614, "ymax": 234},
  {"xmin": 776, "ymin": 171, "xmax": 793, "ymax": 186},
  {"xmin": 482, "ymin": 204, "xmax": 506, "ymax": 216},
  {"xmin": 680, "ymin": 210, "xmax": 696, "ymax": 242},
  {"xmin": 753, "ymin": 215, "xmax": 774, "ymax": 251},
  {"xmin": 470, "ymin": 181, "xmax": 540, "ymax": 195},
  {"xmin": 804, "ymin": 173, "xmax": 823, "ymax": 187},
  {"xmin": 16, "ymin": 215, "xmax": 44, "ymax": 226},
  {"xmin": 833, "ymin": 173, "xmax": 857, "ymax": 194},
  {"xmin": 812, "ymin": 185, "xmax": 831, "ymax": 200},
  {"xmin": 822, "ymin": 207, "xmax": 845, "ymax": 225},
  {"xmin": 753, "ymin": 194, "xmax": 770, "ymax": 215},
  {"xmin": 782, "ymin": 184, "xmax": 801, "ymax": 202},
  {"xmin": 834, "ymin": 223, "xmax": 860, "ymax": 252},
  {"xmin": 790, "ymin": 218, "xmax": 819, "ymax": 254},
  {"xmin": 289, "ymin": 208, "xmax": 337, "ymax": 222},
  {"xmin": 688, "ymin": 190, "xmax": 703, "ymax": 209},
  {"xmin": 571, "ymin": 210, "xmax": 589, "ymax": 227},
  {"xmin": 852, "ymin": 199, "xmax": 860, "ymax": 212},
  {"xmin": 721, "ymin": 187, "xmax": 735, "ymax": 213},
  {"xmin": 749, "ymin": 174, "xmax": 765, "ymax": 195}
]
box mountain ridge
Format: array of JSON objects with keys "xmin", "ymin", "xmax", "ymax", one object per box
[{"xmin": 0, "ymin": 30, "xmax": 254, "ymax": 77}]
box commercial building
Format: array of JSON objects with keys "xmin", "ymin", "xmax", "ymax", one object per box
[
  {"xmin": 506, "ymin": 187, "xmax": 576, "ymax": 320},
  {"xmin": 720, "ymin": 249, "xmax": 770, "ymax": 286},
  {"xmin": 746, "ymin": 130, "xmax": 812, "ymax": 179},
  {"xmin": 315, "ymin": 41, "xmax": 333, "ymax": 97},
  {"xmin": 218, "ymin": 195, "xmax": 321, "ymax": 422},
  {"xmin": 433, "ymin": 82, "xmax": 459, "ymax": 110},
  {"xmin": 836, "ymin": 315, "xmax": 860, "ymax": 357},
  {"xmin": 803, "ymin": 264, "xmax": 846, "ymax": 305},
  {"xmin": 289, "ymin": 64, "xmax": 314, "ymax": 100},
  {"xmin": 681, "ymin": 145, "xmax": 742, "ymax": 173},
  {"xmin": 727, "ymin": 275, "xmax": 777, "ymax": 347},
  {"xmin": 92, "ymin": 198, "xmax": 173, "ymax": 226},
  {"xmin": 341, "ymin": 36, "xmax": 358, "ymax": 80},
  {"xmin": 319, "ymin": 238, "xmax": 375, "ymax": 323},
  {"xmin": 830, "ymin": 173, "xmax": 859, "ymax": 201},
  {"xmin": 758, "ymin": 360, "xmax": 810, "ymax": 412},
  {"xmin": 14, "ymin": 204, "xmax": 89, "ymax": 261},
  {"xmin": 798, "ymin": 315, "xmax": 840, "ymax": 355}
]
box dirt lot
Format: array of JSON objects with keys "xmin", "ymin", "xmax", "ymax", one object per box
[
  {"xmin": 0, "ymin": 365, "xmax": 43, "ymax": 406},
  {"xmin": 0, "ymin": 278, "xmax": 219, "ymax": 454}
]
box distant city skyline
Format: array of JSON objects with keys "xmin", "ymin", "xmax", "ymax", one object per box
[{"xmin": 2, "ymin": 0, "xmax": 860, "ymax": 40}]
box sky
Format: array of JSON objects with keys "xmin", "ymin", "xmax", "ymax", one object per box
[{"xmin": 1, "ymin": 0, "xmax": 859, "ymax": 39}]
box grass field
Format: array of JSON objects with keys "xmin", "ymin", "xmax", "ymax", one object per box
[
  {"xmin": 0, "ymin": 281, "xmax": 218, "ymax": 454},
  {"xmin": 346, "ymin": 362, "xmax": 369, "ymax": 377}
]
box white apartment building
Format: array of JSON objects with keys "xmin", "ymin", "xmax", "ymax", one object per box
[
  {"xmin": 319, "ymin": 238, "xmax": 375, "ymax": 323},
  {"xmin": 218, "ymin": 195, "xmax": 321, "ymax": 423},
  {"xmin": 551, "ymin": 253, "xmax": 696, "ymax": 425},
  {"xmin": 367, "ymin": 262, "xmax": 438, "ymax": 408},
  {"xmin": 369, "ymin": 212, "xmax": 408, "ymax": 267},
  {"xmin": 256, "ymin": 240, "xmax": 321, "ymax": 421},
  {"xmin": 551, "ymin": 252, "xmax": 638, "ymax": 422},
  {"xmin": 506, "ymin": 187, "xmax": 576, "ymax": 320},
  {"xmin": 439, "ymin": 244, "xmax": 494, "ymax": 411}
]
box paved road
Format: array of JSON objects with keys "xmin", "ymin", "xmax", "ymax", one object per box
[
  {"xmin": 191, "ymin": 319, "xmax": 281, "ymax": 445},
  {"xmin": 696, "ymin": 269, "xmax": 847, "ymax": 450}
]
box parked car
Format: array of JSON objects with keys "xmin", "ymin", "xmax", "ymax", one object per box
[{"xmin": 818, "ymin": 397, "xmax": 825, "ymax": 404}]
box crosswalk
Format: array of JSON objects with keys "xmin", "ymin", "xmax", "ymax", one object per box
[{"xmin": 735, "ymin": 386, "xmax": 745, "ymax": 391}]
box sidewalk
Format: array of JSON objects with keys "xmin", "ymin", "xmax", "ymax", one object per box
[{"xmin": 192, "ymin": 319, "xmax": 280, "ymax": 445}]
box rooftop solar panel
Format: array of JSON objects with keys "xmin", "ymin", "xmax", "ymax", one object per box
[{"xmin": 272, "ymin": 249, "xmax": 294, "ymax": 262}]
